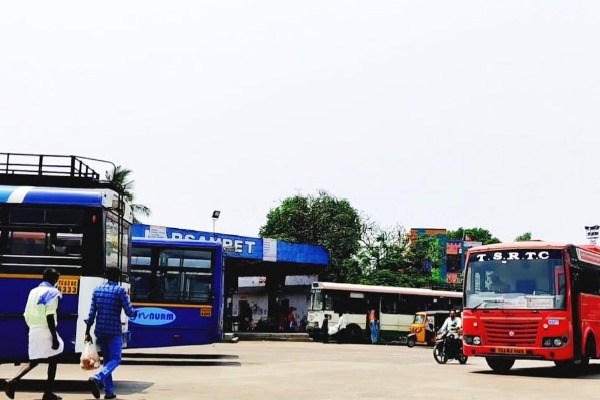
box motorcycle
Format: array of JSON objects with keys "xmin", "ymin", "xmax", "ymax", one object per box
[{"xmin": 433, "ymin": 330, "xmax": 468, "ymax": 364}]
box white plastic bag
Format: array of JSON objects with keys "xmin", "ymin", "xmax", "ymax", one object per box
[{"xmin": 80, "ymin": 342, "xmax": 101, "ymax": 370}]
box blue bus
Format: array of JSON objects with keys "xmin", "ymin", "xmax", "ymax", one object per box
[
  {"xmin": 128, "ymin": 237, "xmax": 225, "ymax": 348},
  {"xmin": 0, "ymin": 153, "xmax": 133, "ymax": 364}
]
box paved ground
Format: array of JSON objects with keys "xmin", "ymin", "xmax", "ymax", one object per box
[{"xmin": 2, "ymin": 341, "xmax": 600, "ymax": 400}]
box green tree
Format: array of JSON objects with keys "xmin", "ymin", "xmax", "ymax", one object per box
[
  {"xmin": 447, "ymin": 227, "xmax": 501, "ymax": 245},
  {"xmin": 354, "ymin": 222, "xmax": 444, "ymax": 288},
  {"xmin": 259, "ymin": 190, "xmax": 362, "ymax": 281},
  {"xmin": 514, "ymin": 232, "xmax": 532, "ymax": 241},
  {"xmin": 351, "ymin": 222, "xmax": 411, "ymax": 285},
  {"xmin": 105, "ymin": 165, "xmax": 152, "ymax": 224},
  {"xmin": 356, "ymin": 220, "xmax": 411, "ymax": 272},
  {"xmin": 406, "ymin": 234, "xmax": 444, "ymax": 272}
]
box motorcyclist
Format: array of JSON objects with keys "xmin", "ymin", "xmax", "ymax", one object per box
[
  {"xmin": 439, "ymin": 310, "xmax": 462, "ymax": 356},
  {"xmin": 322, "ymin": 312, "xmax": 347, "ymax": 343}
]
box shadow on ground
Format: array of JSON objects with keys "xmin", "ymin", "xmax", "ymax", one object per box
[
  {"xmin": 121, "ymin": 353, "xmax": 241, "ymax": 366},
  {"xmin": 0, "ymin": 378, "xmax": 153, "ymax": 395},
  {"xmin": 471, "ymin": 362, "xmax": 600, "ymax": 379}
]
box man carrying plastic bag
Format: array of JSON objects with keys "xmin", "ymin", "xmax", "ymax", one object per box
[
  {"xmin": 80, "ymin": 341, "xmax": 101, "ymax": 370},
  {"xmin": 84, "ymin": 268, "xmax": 137, "ymax": 399}
]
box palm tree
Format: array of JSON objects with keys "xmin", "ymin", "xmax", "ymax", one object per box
[{"xmin": 105, "ymin": 165, "xmax": 151, "ymax": 224}]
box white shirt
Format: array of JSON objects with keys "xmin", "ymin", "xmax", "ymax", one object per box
[
  {"xmin": 328, "ymin": 314, "xmax": 347, "ymax": 335},
  {"xmin": 440, "ymin": 316, "xmax": 462, "ymax": 336},
  {"xmin": 23, "ymin": 286, "xmax": 59, "ymax": 328}
]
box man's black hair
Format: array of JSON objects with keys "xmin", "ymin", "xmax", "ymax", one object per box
[
  {"xmin": 43, "ymin": 268, "xmax": 60, "ymax": 284},
  {"xmin": 105, "ymin": 268, "xmax": 121, "ymax": 282}
]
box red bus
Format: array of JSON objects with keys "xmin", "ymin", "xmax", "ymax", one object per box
[{"xmin": 462, "ymin": 241, "xmax": 600, "ymax": 374}]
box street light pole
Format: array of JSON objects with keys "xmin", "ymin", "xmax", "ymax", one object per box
[
  {"xmin": 212, "ymin": 210, "xmax": 221, "ymax": 235},
  {"xmin": 585, "ymin": 225, "xmax": 599, "ymax": 245}
]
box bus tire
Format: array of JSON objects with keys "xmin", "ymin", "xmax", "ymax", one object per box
[
  {"xmin": 345, "ymin": 324, "xmax": 363, "ymax": 344},
  {"xmin": 485, "ymin": 358, "xmax": 514, "ymax": 373},
  {"xmin": 554, "ymin": 360, "xmax": 579, "ymax": 376},
  {"xmin": 555, "ymin": 357, "xmax": 590, "ymax": 374}
]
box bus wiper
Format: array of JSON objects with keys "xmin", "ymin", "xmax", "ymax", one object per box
[{"xmin": 471, "ymin": 299, "xmax": 504, "ymax": 310}]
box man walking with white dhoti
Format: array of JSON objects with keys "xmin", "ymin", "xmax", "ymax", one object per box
[{"xmin": 3, "ymin": 268, "xmax": 64, "ymax": 400}]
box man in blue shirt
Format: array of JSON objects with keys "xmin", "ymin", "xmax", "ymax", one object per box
[{"xmin": 85, "ymin": 268, "xmax": 137, "ymax": 400}]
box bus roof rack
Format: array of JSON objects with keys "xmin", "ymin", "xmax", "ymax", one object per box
[{"xmin": 0, "ymin": 152, "xmax": 125, "ymax": 194}]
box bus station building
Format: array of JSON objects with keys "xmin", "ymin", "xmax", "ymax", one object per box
[{"xmin": 132, "ymin": 224, "xmax": 329, "ymax": 332}]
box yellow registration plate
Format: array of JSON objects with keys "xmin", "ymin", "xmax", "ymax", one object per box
[
  {"xmin": 58, "ymin": 278, "xmax": 79, "ymax": 295},
  {"xmin": 200, "ymin": 308, "xmax": 212, "ymax": 317},
  {"xmin": 495, "ymin": 347, "xmax": 526, "ymax": 354}
]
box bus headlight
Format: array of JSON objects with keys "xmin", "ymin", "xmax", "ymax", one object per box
[
  {"xmin": 465, "ymin": 336, "xmax": 481, "ymax": 345},
  {"xmin": 543, "ymin": 336, "xmax": 568, "ymax": 347}
]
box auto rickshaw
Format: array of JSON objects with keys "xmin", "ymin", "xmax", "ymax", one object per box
[{"xmin": 406, "ymin": 310, "xmax": 453, "ymax": 347}]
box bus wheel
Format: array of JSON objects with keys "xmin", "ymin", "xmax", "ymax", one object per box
[
  {"xmin": 580, "ymin": 357, "xmax": 590, "ymax": 367},
  {"xmin": 555, "ymin": 358, "xmax": 589, "ymax": 375},
  {"xmin": 347, "ymin": 325, "xmax": 363, "ymax": 344},
  {"xmin": 485, "ymin": 358, "xmax": 514, "ymax": 373},
  {"xmin": 554, "ymin": 360, "xmax": 578, "ymax": 376}
]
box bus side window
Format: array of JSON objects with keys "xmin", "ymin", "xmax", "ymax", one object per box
[
  {"xmin": 325, "ymin": 294, "xmax": 333, "ymax": 310},
  {"xmin": 381, "ymin": 295, "xmax": 399, "ymax": 314},
  {"xmin": 579, "ymin": 266, "xmax": 600, "ymax": 296}
]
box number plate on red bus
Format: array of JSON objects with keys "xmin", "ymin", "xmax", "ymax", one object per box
[{"xmin": 495, "ymin": 348, "xmax": 526, "ymax": 354}]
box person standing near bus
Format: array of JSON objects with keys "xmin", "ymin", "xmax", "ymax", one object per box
[
  {"xmin": 3, "ymin": 268, "xmax": 64, "ymax": 400},
  {"xmin": 369, "ymin": 309, "xmax": 379, "ymax": 344},
  {"xmin": 287, "ymin": 307, "xmax": 298, "ymax": 332},
  {"xmin": 85, "ymin": 268, "xmax": 137, "ymax": 400}
]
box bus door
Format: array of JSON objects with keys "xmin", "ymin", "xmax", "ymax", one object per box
[
  {"xmin": 366, "ymin": 295, "xmax": 380, "ymax": 333},
  {"xmin": 379, "ymin": 294, "xmax": 402, "ymax": 337}
]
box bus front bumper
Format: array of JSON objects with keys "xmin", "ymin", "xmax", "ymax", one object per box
[{"xmin": 463, "ymin": 344, "xmax": 574, "ymax": 361}]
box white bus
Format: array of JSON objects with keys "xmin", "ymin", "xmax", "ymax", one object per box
[{"xmin": 306, "ymin": 282, "xmax": 462, "ymax": 343}]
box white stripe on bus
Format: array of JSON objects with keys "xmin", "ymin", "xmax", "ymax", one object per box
[{"xmin": 7, "ymin": 186, "xmax": 33, "ymax": 203}]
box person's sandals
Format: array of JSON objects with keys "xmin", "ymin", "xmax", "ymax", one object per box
[
  {"xmin": 88, "ymin": 377, "xmax": 101, "ymax": 399},
  {"xmin": 3, "ymin": 380, "xmax": 15, "ymax": 400}
]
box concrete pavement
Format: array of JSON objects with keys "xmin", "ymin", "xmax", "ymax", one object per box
[{"xmin": 2, "ymin": 341, "xmax": 600, "ymax": 399}]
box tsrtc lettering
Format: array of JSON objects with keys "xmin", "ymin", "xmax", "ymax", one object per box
[{"xmin": 472, "ymin": 250, "xmax": 560, "ymax": 262}]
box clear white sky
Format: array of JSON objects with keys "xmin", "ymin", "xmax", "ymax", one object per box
[{"xmin": 1, "ymin": 1, "xmax": 599, "ymax": 243}]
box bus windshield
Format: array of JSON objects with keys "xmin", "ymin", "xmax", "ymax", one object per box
[
  {"xmin": 464, "ymin": 249, "xmax": 566, "ymax": 310},
  {"xmin": 310, "ymin": 289, "xmax": 324, "ymax": 311}
]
